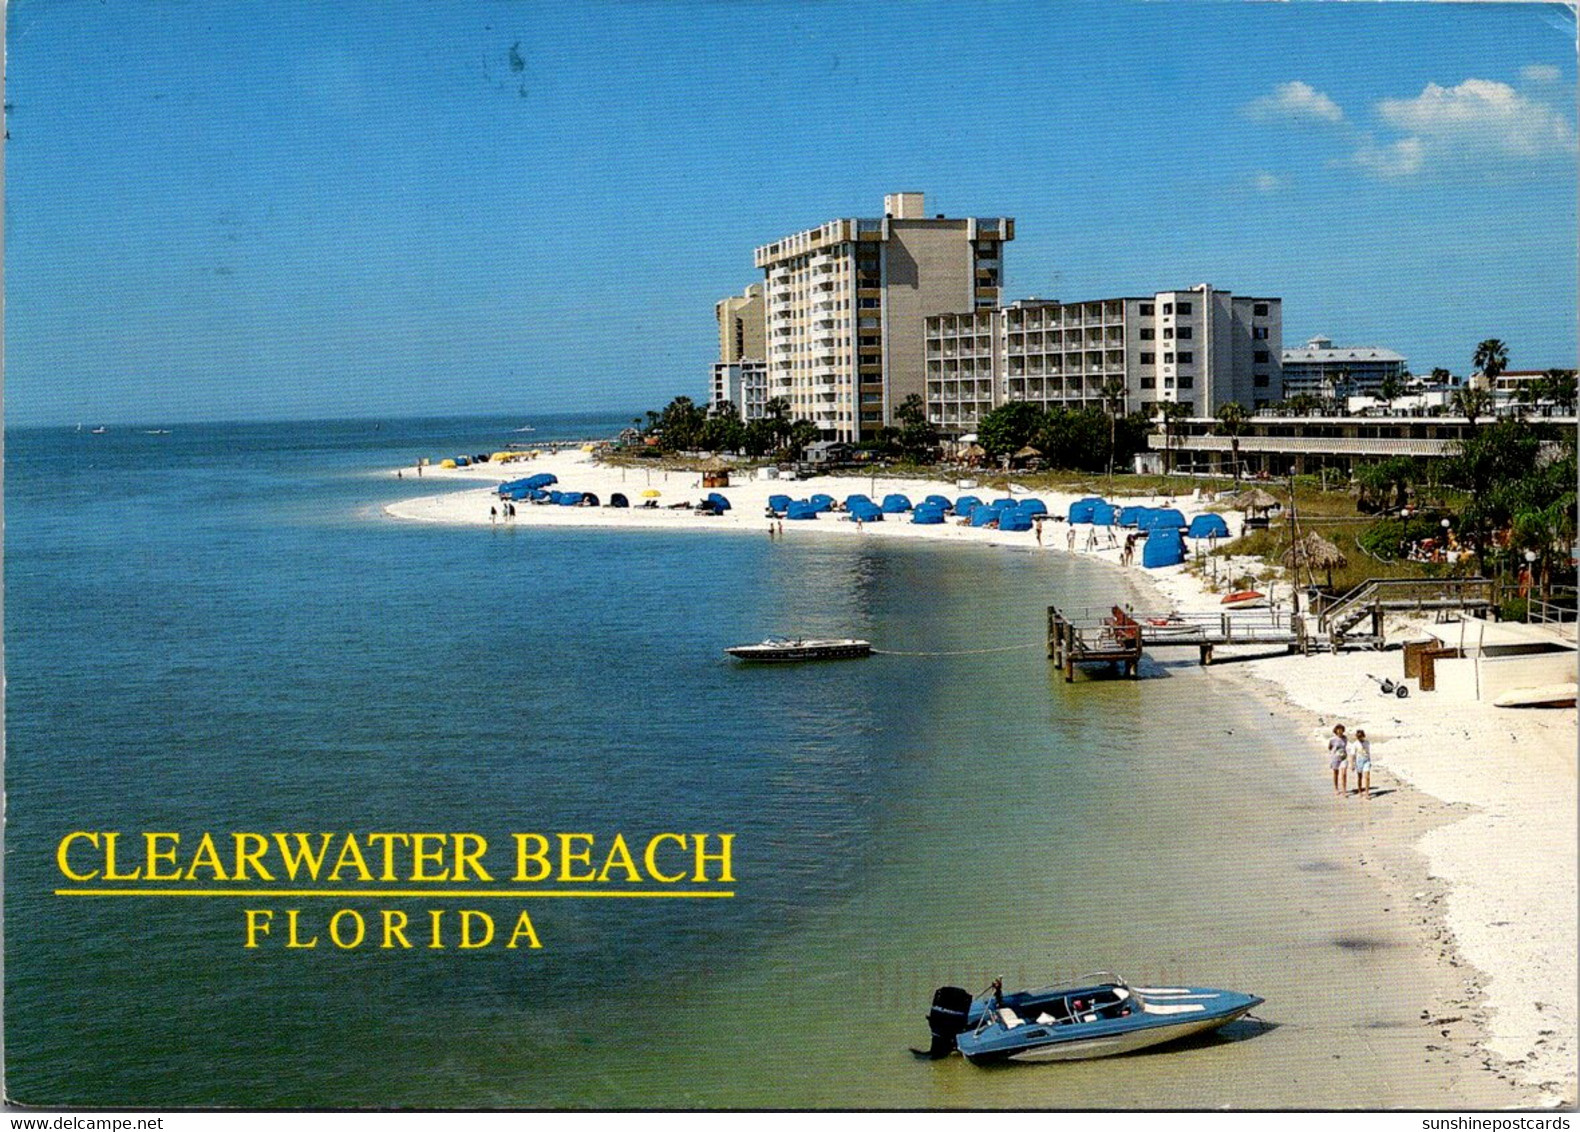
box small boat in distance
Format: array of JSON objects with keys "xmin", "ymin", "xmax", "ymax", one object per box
[
  {"xmin": 920, "ymin": 973, "xmax": 1262, "ymax": 1064},
  {"xmin": 726, "ymin": 637, "xmax": 872, "ymax": 662},
  {"xmin": 513, "ymin": 425, "xmax": 536, "ymax": 433},
  {"xmin": 90, "ymin": 426, "xmax": 108, "ymax": 434},
  {"xmin": 1220, "ymin": 590, "xmax": 1267, "ymax": 609},
  {"xmin": 144, "ymin": 429, "xmax": 171, "ymax": 435}
]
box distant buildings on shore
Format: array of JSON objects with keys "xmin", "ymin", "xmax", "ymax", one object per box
[
  {"xmin": 1281, "ymin": 336, "xmax": 1408, "ymax": 399},
  {"xmin": 708, "ymin": 191, "xmax": 1567, "ymax": 445}
]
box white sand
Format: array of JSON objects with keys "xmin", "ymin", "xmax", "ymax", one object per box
[{"xmin": 386, "ymin": 447, "xmax": 1577, "ymax": 1101}]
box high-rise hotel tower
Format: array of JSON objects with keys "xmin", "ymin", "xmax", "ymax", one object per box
[{"xmin": 753, "ymin": 193, "xmax": 1012, "ymax": 441}]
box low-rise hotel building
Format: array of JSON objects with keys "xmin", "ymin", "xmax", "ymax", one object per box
[
  {"xmin": 1280, "ymin": 336, "xmax": 1408, "ymax": 399},
  {"xmin": 710, "ymin": 284, "xmax": 768, "ymax": 419},
  {"xmin": 925, "ymin": 285, "xmax": 1281, "ymax": 432},
  {"xmin": 753, "ymin": 192, "xmax": 1012, "ymax": 441},
  {"xmin": 1148, "ymin": 409, "xmax": 1577, "ymax": 477}
]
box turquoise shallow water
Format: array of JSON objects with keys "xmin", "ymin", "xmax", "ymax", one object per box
[{"xmin": 3, "ymin": 417, "xmax": 1520, "ymax": 1107}]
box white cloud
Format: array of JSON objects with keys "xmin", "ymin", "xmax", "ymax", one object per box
[
  {"xmin": 1348, "ymin": 136, "xmax": 1425, "ymax": 179},
  {"xmin": 1521, "ymin": 63, "xmax": 1562, "ymax": 84},
  {"xmin": 1243, "ymin": 81, "xmax": 1345, "ymax": 124},
  {"xmin": 1375, "ymin": 78, "xmax": 1576, "ymax": 161},
  {"xmin": 1252, "ymin": 172, "xmax": 1284, "ymax": 194}
]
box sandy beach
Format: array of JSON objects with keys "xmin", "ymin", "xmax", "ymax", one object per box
[{"xmin": 386, "ymin": 447, "xmax": 1577, "ymax": 1105}]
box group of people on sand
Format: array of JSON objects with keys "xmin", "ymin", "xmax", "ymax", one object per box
[{"xmin": 1326, "ymin": 723, "xmax": 1374, "ymax": 799}]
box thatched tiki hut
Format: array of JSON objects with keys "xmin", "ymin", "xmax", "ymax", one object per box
[
  {"xmin": 699, "ymin": 455, "xmax": 731, "ymax": 488},
  {"xmin": 1011, "ymin": 444, "xmax": 1043, "ymax": 469},
  {"xmin": 1283, "ymin": 531, "xmax": 1348, "ymax": 590},
  {"xmin": 1233, "ymin": 487, "xmax": 1281, "ymax": 514}
]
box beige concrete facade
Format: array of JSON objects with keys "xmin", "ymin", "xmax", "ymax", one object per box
[
  {"xmin": 926, "ymin": 285, "xmax": 1281, "ymax": 433},
  {"xmin": 715, "ymin": 283, "xmax": 766, "ymax": 364},
  {"xmin": 753, "ymin": 193, "xmax": 1011, "ymax": 441}
]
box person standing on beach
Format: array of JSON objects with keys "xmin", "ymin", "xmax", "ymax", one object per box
[
  {"xmin": 1066, "ymin": 525, "xmax": 1076, "ymax": 551},
  {"xmin": 490, "ymin": 505, "xmax": 497, "ymax": 524},
  {"xmin": 1352, "ymin": 729, "xmax": 1372, "ymax": 798},
  {"xmin": 1328, "ymin": 724, "xmax": 1349, "ymax": 796}
]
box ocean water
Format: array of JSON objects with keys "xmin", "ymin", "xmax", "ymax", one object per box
[{"xmin": 3, "ymin": 416, "xmax": 1519, "ymax": 1108}]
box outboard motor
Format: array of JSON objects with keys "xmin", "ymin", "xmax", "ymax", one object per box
[{"xmin": 919, "ymin": 985, "xmax": 975, "ymax": 1058}]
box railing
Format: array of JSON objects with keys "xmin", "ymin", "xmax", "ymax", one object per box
[
  {"xmin": 1314, "ymin": 577, "xmax": 1497, "ymax": 636},
  {"xmin": 1526, "ymin": 586, "xmax": 1578, "ymax": 627}
]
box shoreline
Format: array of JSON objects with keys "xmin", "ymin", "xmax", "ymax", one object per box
[{"xmin": 384, "ymin": 448, "xmax": 1576, "ymax": 1105}]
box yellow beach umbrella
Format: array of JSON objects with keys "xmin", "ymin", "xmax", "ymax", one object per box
[{"xmin": 642, "ymin": 489, "xmax": 661, "ymax": 498}]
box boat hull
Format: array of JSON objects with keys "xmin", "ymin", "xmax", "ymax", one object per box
[
  {"xmin": 726, "ymin": 640, "xmax": 871, "ymax": 662},
  {"xmin": 986, "ymin": 1002, "xmax": 1258, "ymax": 1063},
  {"xmin": 953, "ymin": 983, "xmax": 1262, "ymax": 1065}
]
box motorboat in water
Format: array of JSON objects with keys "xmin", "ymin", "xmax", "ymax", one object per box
[
  {"xmin": 726, "ymin": 637, "xmax": 872, "ymax": 662},
  {"xmin": 920, "ymin": 974, "xmax": 1262, "ymax": 1064}
]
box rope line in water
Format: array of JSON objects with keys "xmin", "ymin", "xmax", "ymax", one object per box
[{"xmin": 871, "ymin": 642, "xmax": 1045, "ymax": 657}]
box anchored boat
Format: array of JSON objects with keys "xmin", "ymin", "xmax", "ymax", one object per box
[
  {"xmin": 920, "ymin": 974, "xmax": 1262, "ymax": 1064},
  {"xmin": 726, "ymin": 637, "xmax": 871, "ymax": 662}
]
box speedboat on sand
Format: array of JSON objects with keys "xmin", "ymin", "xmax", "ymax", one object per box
[
  {"xmin": 919, "ymin": 974, "xmax": 1262, "ymax": 1064},
  {"xmin": 1220, "ymin": 590, "xmax": 1268, "ymax": 609}
]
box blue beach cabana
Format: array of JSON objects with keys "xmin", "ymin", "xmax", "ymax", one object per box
[
  {"xmin": 707, "ymin": 492, "xmax": 732, "ymax": 512},
  {"xmin": 1188, "ymin": 513, "xmax": 1231, "ymax": 540},
  {"xmin": 525, "ymin": 473, "xmax": 557, "ymax": 490},
  {"xmin": 970, "ymin": 507, "xmax": 999, "ymax": 528},
  {"xmin": 1091, "ymin": 502, "xmax": 1119, "ymax": 526},
  {"xmin": 1142, "ymin": 527, "xmax": 1186, "ymax": 568},
  {"xmin": 923, "ymin": 494, "xmax": 952, "ymax": 511},
  {"xmin": 610, "ymin": 493, "xmax": 629, "ymax": 508},
  {"xmin": 768, "ymin": 494, "xmax": 793, "ymax": 514},
  {"xmin": 845, "ymin": 493, "xmax": 873, "ymax": 510},
  {"xmin": 955, "ymin": 495, "xmax": 983, "ymax": 515},
  {"xmin": 1067, "ymin": 498, "xmax": 1103, "ymax": 524},
  {"xmin": 786, "ymin": 500, "xmax": 821, "ymax": 520},
  {"xmin": 1017, "ymin": 499, "xmax": 1048, "ymax": 517},
  {"xmin": 809, "ymin": 493, "xmax": 836, "ymax": 512},
  {"xmin": 881, "ymin": 493, "xmax": 913, "ymax": 513},
  {"xmin": 556, "ymin": 492, "xmax": 584, "ymax": 506},
  {"xmin": 1143, "ymin": 507, "xmax": 1187, "ymax": 531},
  {"xmin": 848, "ymin": 501, "xmax": 884, "ymax": 522},
  {"xmin": 911, "ymin": 506, "xmax": 946, "ymax": 525},
  {"xmin": 1118, "ymin": 505, "xmax": 1144, "ymax": 527},
  {"xmin": 997, "ymin": 511, "xmax": 1033, "ymax": 532}
]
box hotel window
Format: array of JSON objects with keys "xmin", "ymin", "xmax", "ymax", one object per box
[
  {"xmin": 1254, "ymin": 303, "xmax": 1269, "ymax": 316},
  {"xmin": 1177, "ymin": 352, "xmax": 1193, "ymax": 364},
  {"xmin": 858, "ymin": 298, "xmax": 880, "ymax": 309},
  {"xmin": 1253, "ymin": 326, "xmax": 1269, "ymax": 340},
  {"xmin": 1140, "ymin": 352, "xmax": 1155, "ymax": 364},
  {"xmin": 1162, "ymin": 303, "xmax": 1173, "ymax": 315},
  {"xmin": 1176, "ymin": 326, "xmax": 1192, "ymax": 340},
  {"xmin": 1140, "ymin": 328, "xmax": 1155, "ymax": 340},
  {"xmin": 1140, "ymin": 377, "xmax": 1156, "ymax": 389},
  {"xmin": 1177, "ymin": 301, "xmax": 1192, "ymax": 314},
  {"xmin": 1163, "ymin": 327, "xmax": 1174, "ymax": 339},
  {"xmin": 1163, "ymin": 352, "xmax": 1175, "ymax": 364},
  {"xmin": 1254, "ymin": 373, "xmax": 1270, "ymax": 387},
  {"xmin": 1164, "ymin": 377, "xmax": 1175, "ymax": 389},
  {"xmin": 1177, "ymin": 375, "xmax": 1194, "ymax": 389},
  {"xmin": 1255, "ymin": 350, "xmax": 1270, "ymax": 363}
]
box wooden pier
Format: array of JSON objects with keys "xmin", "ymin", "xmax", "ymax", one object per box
[
  {"xmin": 1046, "ymin": 605, "xmax": 1143, "ymax": 681},
  {"xmin": 1047, "ymin": 603, "xmax": 1299, "ymax": 677}
]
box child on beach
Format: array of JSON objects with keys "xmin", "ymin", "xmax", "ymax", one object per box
[
  {"xmin": 1328, "ymin": 724, "xmax": 1349, "ymax": 796},
  {"xmin": 1352, "ymin": 729, "xmax": 1372, "ymax": 798}
]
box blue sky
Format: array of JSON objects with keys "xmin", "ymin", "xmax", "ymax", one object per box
[{"xmin": 6, "ymin": 0, "xmax": 1576, "ymax": 425}]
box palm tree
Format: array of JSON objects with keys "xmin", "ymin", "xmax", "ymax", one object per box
[
  {"xmin": 1101, "ymin": 377, "xmax": 1127, "ymax": 481},
  {"xmin": 1156, "ymin": 401, "xmax": 1189, "ymax": 476},
  {"xmin": 1452, "ymin": 386, "xmax": 1496, "ymax": 430},
  {"xmin": 1473, "ymin": 339, "xmax": 1509, "ymax": 385},
  {"xmin": 1214, "ymin": 401, "xmax": 1249, "ymax": 484},
  {"xmin": 1430, "ymin": 367, "xmax": 1452, "ymax": 385},
  {"xmin": 1376, "ymin": 372, "xmax": 1405, "ymax": 413},
  {"xmin": 1542, "ymin": 368, "xmax": 1577, "ymax": 413}
]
